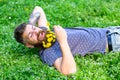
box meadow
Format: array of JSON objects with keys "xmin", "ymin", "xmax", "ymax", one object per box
[{"xmin": 0, "ymin": 0, "xmax": 120, "ymax": 80}]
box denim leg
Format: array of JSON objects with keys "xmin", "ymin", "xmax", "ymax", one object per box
[{"xmin": 108, "ymin": 26, "xmax": 120, "ymax": 52}]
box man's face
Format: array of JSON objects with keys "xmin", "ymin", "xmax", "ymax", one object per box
[{"xmin": 22, "ymin": 24, "xmax": 46, "ymax": 48}]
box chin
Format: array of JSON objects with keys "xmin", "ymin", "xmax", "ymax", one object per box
[{"xmin": 34, "ymin": 43, "xmax": 43, "ymax": 48}]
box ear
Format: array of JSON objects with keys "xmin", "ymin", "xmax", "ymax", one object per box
[{"xmin": 25, "ymin": 43, "xmax": 34, "ymax": 48}]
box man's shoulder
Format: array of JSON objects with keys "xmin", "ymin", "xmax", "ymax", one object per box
[{"xmin": 39, "ymin": 41, "xmax": 62, "ymax": 66}]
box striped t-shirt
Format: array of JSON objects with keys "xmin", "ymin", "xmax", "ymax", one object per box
[{"xmin": 39, "ymin": 28, "xmax": 108, "ymax": 66}]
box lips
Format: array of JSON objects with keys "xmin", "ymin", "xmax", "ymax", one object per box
[{"xmin": 38, "ymin": 31, "xmax": 46, "ymax": 42}]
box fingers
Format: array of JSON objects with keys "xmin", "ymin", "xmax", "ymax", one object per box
[
  {"xmin": 54, "ymin": 25, "xmax": 62, "ymax": 30},
  {"xmin": 54, "ymin": 25, "xmax": 61, "ymax": 33}
]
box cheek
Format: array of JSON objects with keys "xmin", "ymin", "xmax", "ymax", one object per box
[
  {"xmin": 29, "ymin": 40, "xmax": 38, "ymax": 45},
  {"xmin": 31, "ymin": 36, "xmax": 38, "ymax": 44},
  {"xmin": 33, "ymin": 35, "xmax": 38, "ymax": 41}
]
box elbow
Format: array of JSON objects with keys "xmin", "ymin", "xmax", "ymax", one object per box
[
  {"xmin": 33, "ymin": 6, "xmax": 43, "ymax": 13},
  {"xmin": 61, "ymin": 66, "xmax": 77, "ymax": 75},
  {"xmin": 35, "ymin": 6, "xmax": 43, "ymax": 10},
  {"xmin": 35, "ymin": 6, "xmax": 41, "ymax": 9}
]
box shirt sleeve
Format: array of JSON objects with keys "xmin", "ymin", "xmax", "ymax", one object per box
[{"xmin": 39, "ymin": 42, "xmax": 62, "ymax": 66}]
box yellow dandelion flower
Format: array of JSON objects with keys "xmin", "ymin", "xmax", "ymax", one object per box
[
  {"xmin": 47, "ymin": 37, "xmax": 53, "ymax": 42},
  {"xmin": 46, "ymin": 34, "xmax": 51, "ymax": 38},
  {"xmin": 53, "ymin": 35, "xmax": 56, "ymax": 38},
  {"xmin": 45, "ymin": 46, "xmax": 48, "ymax": 48},
  {"xmin": 43, "ymin": 44, "xmax": 46, "ymax": 47},
  {"xmin": 46, "ymin": 43, "xmax": 51, "ymax": 47},
  {"xmin": 42, "ymin": 29, "xmax": 56, "ymax": 48},
  {"xmin": 42, "ymin": 42, "xmax": 47, "ymax": 47},
  {"xmin": 53, "ymin": 39, "xmax": 56, "ymax": 42},
  {"xmin": 42, "ymin": 41, "xmax": 45, "ymax": 44},
  {"xmin": 49, "ymin": 34, "xmax": 53, "ymax": 36}
]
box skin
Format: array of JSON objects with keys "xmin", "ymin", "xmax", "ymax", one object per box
[
  {"xmin": 22, "ymin": 25, "xmax": 47, "ymax": 47},
  {"xmin": 22, "ymin": 6, "xmax": 76, "ymax": 75},
  {"xmin": 54, "ymin": 26, "xmax": 76, "ymax": 75}
]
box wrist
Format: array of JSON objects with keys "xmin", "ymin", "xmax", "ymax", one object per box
[
  {"xmin": 28, "ymin": 12, "xmax": 41, "ymax": 25},
  {"xmin": 59, "ymin": 40, "xmax": 68, "ymax": 46}
]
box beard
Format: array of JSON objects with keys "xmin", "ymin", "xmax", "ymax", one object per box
[
  {"xmin": 34, "ymin": 27, "xmax": 48, "ymax": 49},
  {"xmin": 34, "ymin": 27, "xmax": 56, "ymax": 49}
]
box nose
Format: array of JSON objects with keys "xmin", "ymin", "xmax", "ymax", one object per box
[{"xmin": 32, "ymin": 29, "xmax": 39, "ymax": 37}]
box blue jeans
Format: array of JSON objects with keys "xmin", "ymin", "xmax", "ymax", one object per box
[{"xmin": 107, "ymin": 26, "xmax": 120, "ymax": 52}]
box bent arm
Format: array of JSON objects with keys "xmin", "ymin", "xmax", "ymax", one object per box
[
  {"xmin": 54, "ymin": 26, "xmax": 76, "ymax": 75},
  {"xmin": 28, "ymin": 6, "xmax": 49, "ymax": 29}
]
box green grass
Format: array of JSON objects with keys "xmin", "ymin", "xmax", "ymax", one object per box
[{"xmin": 0, "ymin": 0, "xmax": 120, "ymax": 80}]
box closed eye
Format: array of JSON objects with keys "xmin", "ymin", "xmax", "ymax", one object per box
[
  {"xmin": 28, "ymin": 25, "xmax": 36, "ymax": 39},
  {"xmin": 32, "ymin": 26, "xmax": 35, "ymax": 30},
  {"xmin": 28, "ymin": 32, "xmax": 33, "ymax": 39}
]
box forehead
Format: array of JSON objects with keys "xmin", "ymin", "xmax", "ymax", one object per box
[{"xmin": 22, "ymin": 24, "xmax": 32, "ymax": 40}]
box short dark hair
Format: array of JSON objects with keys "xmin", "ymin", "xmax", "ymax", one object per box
[{"xmin": 14, "ymin": 23, "xmax": 27, "ymax": 44}]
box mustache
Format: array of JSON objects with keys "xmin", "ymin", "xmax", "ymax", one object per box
[
  {"xmin": 37, "ymin": 26, "xmax": 48, "ymax": 40},
  {"xmin": 35, "ymin": 27, "xmax": 48, "ymax": 49}
]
